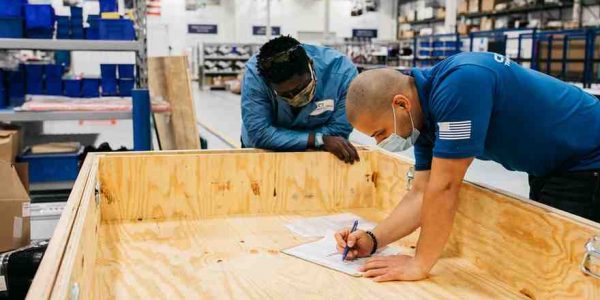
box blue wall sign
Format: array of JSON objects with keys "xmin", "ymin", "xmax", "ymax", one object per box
[
  {"xmin": 352, "ymin": 29, "xmax": 378, "ymax": 38},
  {"xmin": 252, "ymin": 26, "xmax": 281, "ymax": 36}
]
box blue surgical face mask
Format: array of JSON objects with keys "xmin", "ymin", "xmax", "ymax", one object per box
[{"xmin": 377, "ymin": 104, "xmax": 420, "ymax": 152}]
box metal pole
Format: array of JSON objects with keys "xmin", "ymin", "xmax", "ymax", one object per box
[
  {"xmin": 132, "ymin": 89, "xmax": 152, "ymax": 151},
  {"xmin": 266, "ymin": 0, "xmax": 272, "ymax": 40},
  {"xmin": 445, "ymin": 0, "xmax": 457, "ymax": 33},
  {"xmin": 324, "ymin": 0, "xmax": 330, "ymax": 42}
]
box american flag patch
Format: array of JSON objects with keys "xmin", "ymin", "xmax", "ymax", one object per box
[{"xmin": 438, "ymin": 121, "xmax": 471, "ymax": 140}]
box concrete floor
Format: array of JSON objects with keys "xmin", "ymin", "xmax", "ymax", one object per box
[
  {"xmin": 41, "ymin": 87, "xmax": 530, "ymax": 198},
  {"xmin": 194, "ymin": 88, "xmax": 530, "ymax": 199}
]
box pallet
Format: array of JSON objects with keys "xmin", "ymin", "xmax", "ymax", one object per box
[{"xmin": 27, "ymin": 148, "xmax": 600, "ymax": 299}]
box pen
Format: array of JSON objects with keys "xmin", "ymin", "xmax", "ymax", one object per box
[{"xmin": 342, "ymin": 220, "xmax": 359, "ymax": 261}]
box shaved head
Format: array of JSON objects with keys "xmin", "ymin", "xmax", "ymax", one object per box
[
  {"xmin": 346, "ymin": 68, "xmax": 415, "ymax": 123},
  {"xmin": 345, "ymin": 68, "xmax": 423, "ymax": 144}
]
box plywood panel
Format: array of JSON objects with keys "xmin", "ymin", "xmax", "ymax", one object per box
[
  {"xmin": 373, "ymin": 151, "xmax": 600, "ymax": 298},
  {"xmin": 97, "ymin": 151, "xmax": 378, "ymax": 222},
  {"xmin": 26, "ymin": 156, "xmax": 96, "ymax": 300},
  {"xmin": 148, "ymin": 56, "xmax": 200, "ymax": 150},
  {"xmin": 448, "ymin": 183, "xmax": 600, "ymax": 299},
  {"xmin": 93, "ymin": 209, "xmax": 523, "ymax": 299},
  {"xmin": 50, "ymin": 156, "xmax": 101, "ymax": 300}
]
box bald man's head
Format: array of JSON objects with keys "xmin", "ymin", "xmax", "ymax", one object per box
[{"xmin": 346, "ymin": 68, "xmax": 423, "ymax": 144}]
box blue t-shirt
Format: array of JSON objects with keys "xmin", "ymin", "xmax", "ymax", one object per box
[{"xmin": 413, "ymin": 52, "xmax": 600, "ymax": 176}]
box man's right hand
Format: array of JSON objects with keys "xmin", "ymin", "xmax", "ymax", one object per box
[
  {"xmin": 322, "ymin": 136, "xmax": 360, "ymax": 164},
  {"xmin": 334, "ymin": 229, "xmax": 374, "ymax": 260}
]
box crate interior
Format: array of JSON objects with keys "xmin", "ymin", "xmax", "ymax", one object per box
[{"xmin": 42, "ymin": 151, "xmax": 600, "ymax": 299}]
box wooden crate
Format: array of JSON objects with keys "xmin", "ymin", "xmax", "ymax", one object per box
[{"xmin": 27, "ymin": 148, "xmax": 600, "ymax": 299}]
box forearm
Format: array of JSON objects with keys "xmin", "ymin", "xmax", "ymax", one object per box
[
  {"xmin": 414, "ymin": 185, "xmax": 460, "ymax": 272},
  {"xmin": 372, "ymin": 190, "xmax": 423, "ymax": 248}
]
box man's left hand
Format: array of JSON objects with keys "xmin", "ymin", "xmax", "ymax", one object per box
[{"xmin": 358, "ymin": 255, "xmax": 428, "ymax": 282}]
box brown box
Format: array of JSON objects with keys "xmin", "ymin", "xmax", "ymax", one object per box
[
  {"xmin": 435, "ymin": 8, "xmax": 445, "ymax": 19},
  {"xmin": 481, "ymin": 0, "xmax": 495, "ymax": 12},
  {"xmin": 399, "ymin": 30, "xmax": 415, "ymax": 39},
  {"xmin": 468, "ymin": 0, "xmax": 479, "ymax": 13},
  {"xmin": 0, "ymin": 160, "xmax": 30, "ymax": 253},
  {"xmin": 481, "ymin": 17, "xmax": 494, "ymax": 31},
  {"xmin": 0, "ymin": 128, "xmax": 21, "ymax": 163},
  {"xmin": 458, "ymin": 0, "xmax": 468, "ymax": 14}
]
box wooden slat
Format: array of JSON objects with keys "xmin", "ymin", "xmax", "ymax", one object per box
[
  {"xmin": 97, "ymin": 151, "xmax": 377, "ymax": 222},
  {"xmin": 49, "ymin": 156, "xmax": 101, "ymax": 300},
  {"xmin": 148, "ymin": 56, "xmax": 200, "ymax": 150},
  {"xmin": 26, "ymin": 155, "xmax": 96, "ymax": 300}
]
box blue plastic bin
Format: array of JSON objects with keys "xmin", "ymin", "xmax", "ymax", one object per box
[
  {"xmin": 0, "ymin": 17, "xmax": 23, "ymax": 38},
  {"xmin": 26, "ymin": 28, "xmax": 53, "ymax": 39},
  {"xmin": 46, "ymin": 78, "xmax": 62, "ymax": 95},
  {"xmin": 0, "ymin": 0, "xmax": 23, "ymax": 17},
  {"xmin": 44, "ymin": 64, "xmax": 64, "ymax": 79},
  {"xmin": 117, "ymin": 64, "xmax": 134, "ymax": 78},
  {"xmin": 26, "ymin": 77, "xmax": 43, "ymax": 94},
  {"xmin": 101, "ymin": 78, "xmax": 117, "ymax": 96},
  {"xmin": 17, "ymin": 146, "xmax": 82, "ymax": 183},
  {"xmin": 100, "ymin": 64, "xmax": 117, "ymax": 79},
  {"xmin": 70, "ymin": 6, "xmax": 82, "ymax": 18},
  {"xmin": 86, "ymin": 27, "xmax": 99, "ymax": 40},
  {"xmin": 99, "ymin": 0, "xmax": 117, "ymax": 12},
  {"xmin": 25, "ymin": 64, "xmax": 44, "ymax": 94},
  {"xmin": 64, "ymin": 78, "xmax": 81, "ymax": 97},
  {"xmin": 24, "ymin": 4, "xmax": 55, "ymax": 30},
  {"xmin": 118, "ymin": 78, "xmax": 134, "ymax": 96},
  {"xmin": 0, "ymin": 70, "xmax": 5, "ymax": 109},
  {"xmin": 56, "ymin": 15, "xmax": 69, "ymax": 25},
  {"xmin": 70, "ymin": 27, "xmax": 84, "ymax": 39},
  {"xmin": 54, "ymin": 51, "xmax": 70, "ymax": 68},
  {"xmin": 98, "ymin": 19, "xmax": 135, "ymax": 40},
  {"xmin": 82, "ymin": 78, "xmax": 100, "ymax": 98},
  {"xmin": 7, "ymin": 65, "xmax": 25, "ymax": 107}
]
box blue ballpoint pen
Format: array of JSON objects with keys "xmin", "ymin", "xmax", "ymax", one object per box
[{"xmin": 342, "ymin": 220, "xmax": 359, "ymax": 261}]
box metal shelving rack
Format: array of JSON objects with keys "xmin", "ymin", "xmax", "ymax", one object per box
[
  {"xmin": 199, "ymin": 42, "xmax": 260, "ymax": 89},
  {"xmin": 0, "ymin": 1, "xmax": 148, "ymax": 191}
]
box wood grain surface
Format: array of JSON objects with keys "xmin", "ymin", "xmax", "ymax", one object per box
[
  {"xmin": 97, "ymin": 151, "xmax": 378, "ymax": 222},
  {"xmin": 93, "ymin": 209, "xmax": 524, "ymax": 300},
  {"xmin": 148, "ymin": 56, "xmax": 200, "ymax": 150}
]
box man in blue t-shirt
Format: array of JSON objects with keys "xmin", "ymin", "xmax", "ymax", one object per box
[{"xmin": 333, "ymin": 52, "xmax": 600, "ymax": 282}]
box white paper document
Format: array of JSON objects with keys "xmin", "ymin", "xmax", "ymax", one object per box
[
  {"xmin": 285, "ymin": 213, "xmax": 377, "ymax": 238},
  {"xmin": 282, "ymin": 233, "xmax": 401, "ymax": 277}
]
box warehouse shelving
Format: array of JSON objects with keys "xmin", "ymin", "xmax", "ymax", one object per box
[
  {"xmin": 0, "ymin": 38, "xmax": 143, "ymax": 52},
  {"xmin": 0, "ymin": 0, "xmax": 150, "ymax": 191},
  {"xmin": 458, "ymin": 3, "xmax": 572, "ymax": 19},
  {"xmin": 198, "ymin": 42, "xmax": 261, "ymax": 89}
]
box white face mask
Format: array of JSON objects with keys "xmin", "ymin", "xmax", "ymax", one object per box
[{"xmin": 377, "ymin": 104, "xmax": 420, "ymax": 152}]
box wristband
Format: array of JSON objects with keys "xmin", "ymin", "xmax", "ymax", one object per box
[
  {"xmin": 366, "ymin": 230, "xmax": 378, "ymax": 255},
  {"xmin": 315, "ymin": 132, "xmax": 324, "ymax": 148}
]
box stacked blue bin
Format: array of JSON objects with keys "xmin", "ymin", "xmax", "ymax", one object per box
[
  {"xmin": 45, "ymin": 64, "xmax": 64, "ymax": 95},
  {"xmin": 100, "ymin": 64, "xmax": 117, "ymax": 96},
  {"xmin": 70, "ymin": 6, "xmax": 84, "ymax": 39},
  {"xmin": 56, "ymin": 15, "xmax": 69, "ymax": 39},
  {"xmin": 24, "ymin": 4, "xmax": 55, "ymax": 39},
  {"xmin": 86, "ymin": 15, "xmax": 99, "ymax": 40},
  {"xmin": 0, "ymin": 70, "xmax": 6, "ymax": 109},
  {"xmin": 25, "ymin": 63, "xmax": 44, "ymax": 94},
  {"xmin": 118, "ymin": 64, "xmax": 135, "ymax": 96},
  {"xmin": 98, "ymin": 19, "xmax": 135, "ymax": 40},
  {"xmin": 0, "ymin": 0, "xmax": 24, "ymax": 38},
  {"xmin": 64, "ymin": 78, "xmax": 82, "ymax": 97},
  {"xmin": 7, "ymin": 64, "xmax": 26, "ymax": 107},
  {"xmin": 82, "ymin": 78, "xmax": 100, "ymax": 98},
  {"xmin": 99, "ymin": 0, "xmax": 117, "ymax": 13}
]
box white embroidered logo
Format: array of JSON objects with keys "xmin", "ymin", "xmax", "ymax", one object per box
[{"xmin": 438, "ymin": 121, "xmax": 471, "ymax": 140}]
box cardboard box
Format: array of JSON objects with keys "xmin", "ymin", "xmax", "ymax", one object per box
[
  {"xmin": 435, "ymin": 8, "xmax": 446, "ymax": 19},
  {"xmin": 458, "ymin": 0, "xmax": 468, "ymax": 14},
  {"xmin": 0, "ymin": 127, "xmax": 21, "ymax": 163},
  {"xmin": 399, "ymin": 30, "xmax": 415, "ymax": 39},
  {"xmin": 468, "ymin": 0, "xmax": 479, "ymax": 13},
  {"xmin": 481, "ymin": 0, "xmax": 494, "ymax": 11},
  {"xmin": 0, "ymin": 160, "xmax": 30, "ymax": 252},
  {"xmin": 481, "ymin": 17, "xmax": 494, "ymax": 31}
]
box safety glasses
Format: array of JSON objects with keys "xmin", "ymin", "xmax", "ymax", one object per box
[{"xmin": 261, "ymin": 45, "xmax": 301, "ymax": 69}]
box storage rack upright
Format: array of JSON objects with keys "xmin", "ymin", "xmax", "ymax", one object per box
[{"xmin": 0, "ymin": 0, "xmax": 149, "ymax": 192}]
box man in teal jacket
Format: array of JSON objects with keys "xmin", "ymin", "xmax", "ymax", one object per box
[{"xmin": 241, "ymin": 36, "xmax": 359, "ymax": 163}]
